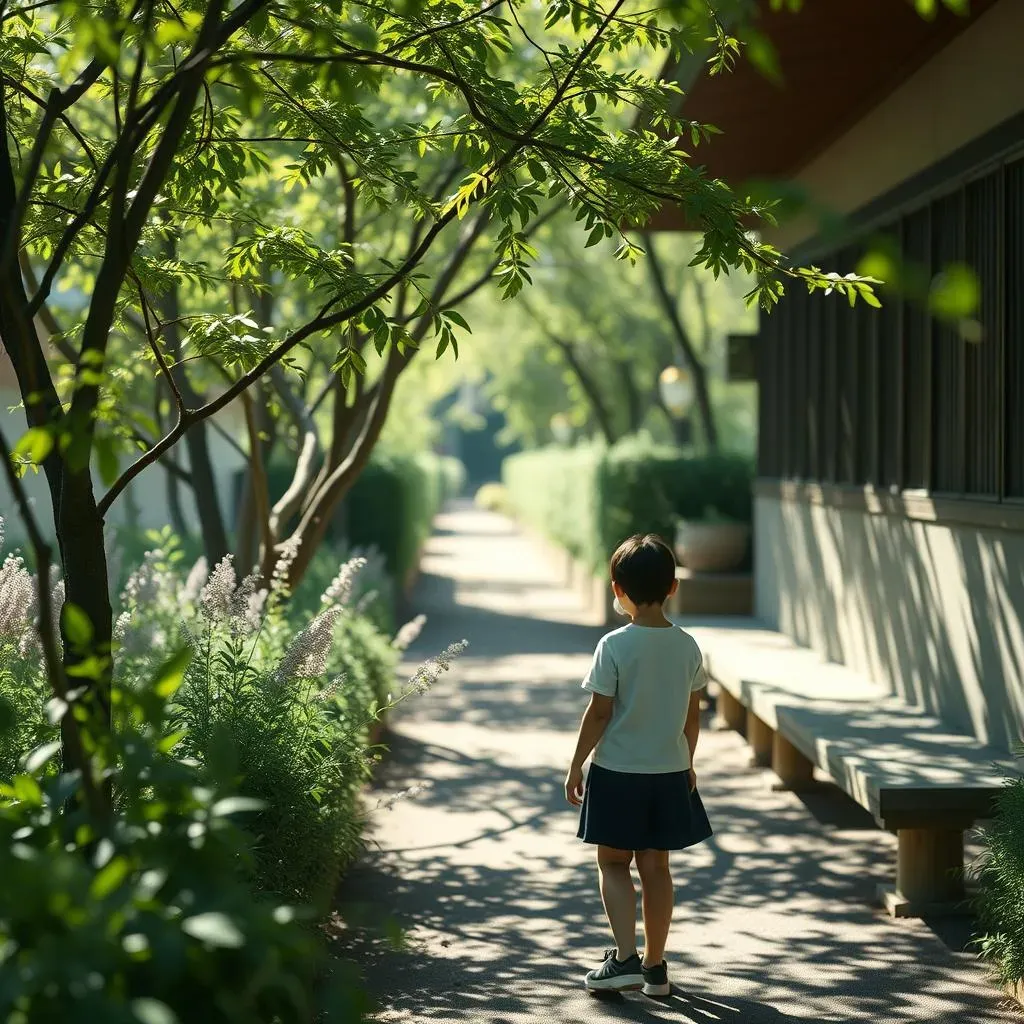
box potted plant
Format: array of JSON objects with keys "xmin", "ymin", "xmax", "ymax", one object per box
[{"xmin": 674, "ymin": 505, "xmax": 750, "ymax": 574}]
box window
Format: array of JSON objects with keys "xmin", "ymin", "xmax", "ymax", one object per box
[{"xmin": 758, "ymin": 157, "xmax": 1021, "ymax": 505}]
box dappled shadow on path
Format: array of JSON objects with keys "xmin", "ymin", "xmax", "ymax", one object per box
[
  {"xmin": 331, "ymin": 510, "xmax": 1015, "ymax": 1024},
  {"xmin": 335, "ymin": 721, "xmax": 1013, "ymax": 1023}
]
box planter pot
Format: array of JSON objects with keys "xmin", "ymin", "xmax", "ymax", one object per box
[{"xmin": 675, "ymin": 520, "xmax": 750, "ymax": 574}]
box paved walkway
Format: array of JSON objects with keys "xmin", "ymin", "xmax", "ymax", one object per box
[{"xmin": 338, "ymin": 506, "xmax": 1018, "ymax": 1023}]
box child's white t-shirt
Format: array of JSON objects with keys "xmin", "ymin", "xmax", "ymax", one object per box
[{"xmin": 582, "ymin": 623, "xmax": 706, "ymax": 774}]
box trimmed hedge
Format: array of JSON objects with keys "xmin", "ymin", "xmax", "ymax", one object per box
[
  {"xmin": 503, "ymin": 437, "xmax": 753, "ymax": 575},
  {"xmin": 343, "ymin": 451, "xmax": 463, "ymax": 587}
]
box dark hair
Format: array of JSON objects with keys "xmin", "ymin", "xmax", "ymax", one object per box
[{"xmin": 609, "ymin": 534, "xmax": 676, "ymax": 606}]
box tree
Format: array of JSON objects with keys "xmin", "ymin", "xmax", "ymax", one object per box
[
  {"xmin": 0, "ymin": 0, "xmax": 879, "ymax": 762},
  {"xmin": 458, "ymin": 217, "xmax": 755, "ymax": 450}
]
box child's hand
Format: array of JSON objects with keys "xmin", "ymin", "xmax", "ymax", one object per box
[
  {"xmin": 688, "ymin": 768, "xmax": 697, "ymax": 792},
  {"xmin": 565, "ymin": 765, "xmax": 585, "ymax": 806}
]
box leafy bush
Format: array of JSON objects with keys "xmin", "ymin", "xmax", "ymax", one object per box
[
  {"xmin": 344, "ymin": 451, "xmax": 462, "ymax": 589},
  {"xmin": 974, "ymin": 764, "xmax": 1024, "ymax": 989},
  {"xmin": 0, "ymin": 655, "xmax": 369, "ymax": 1024},
  {"xmin": 115, "ymin": 546, "xmax": 402, "ymax": 913},
  {"xmin": 0, "ymin": 517, "xmax": 466, "ymax": 1017},
  {"xmin": 1, "ymin": 517, "xmax": 455, "ymax": 913},
  {"xmin": 503, "ymin": 437, "xmax": 753, "ymax": 574},
  {"xmin": 474, "ymin": 482, "xmax": 510, "ymax": 513}
]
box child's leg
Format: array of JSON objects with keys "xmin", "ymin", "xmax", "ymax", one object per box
[
  {"xmin": 597, "ymin": 846, "xmax": 637, "ymax": 959},
  {"xmin": 635, "ymin": 849, "xmax": 673, "ymax": 966}
]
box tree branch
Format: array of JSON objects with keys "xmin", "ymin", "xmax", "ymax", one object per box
[{"xmin": 642, "ymin": 231, "xmax": 718, "ymax": 450}]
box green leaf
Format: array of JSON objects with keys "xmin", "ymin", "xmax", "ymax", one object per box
[
  {"xmin": 442, "ymin": 309, "xmax": 471, "ymax": 332},
  {"xmin": 182, "ymin": 912, "xmax": 245, "ymax": 948},
  {"xmin": 95, "ymin": 435, "xmax": 119, "ymax": 487},
  {"xmin": 62, "ymin": 604, "xmax": 94, "ymax": 648},
  {"xmin": 153, "ymin": 648, "xmax": 192, "ymax": 698},
  {"xmin": 132, "ymin": 999, "xmax": 180, "ymax": 1024},
  {"xmin": 527, "ymin": 159, "xmax": 547, "ymax": 183},
  {"xmin": 929, "ymin": 263, "xmax": 980, "ymax": 321},
  {"xmin": 14, "ymin": 427, "xmax": 53, "ymax": 466},
  {"xmin": 91, "ymin": 856, "xmax": 130, "ymax": 900},
  {"xmin": 585, "ymin": 225, "xmax": 604, "ymax": 248}
]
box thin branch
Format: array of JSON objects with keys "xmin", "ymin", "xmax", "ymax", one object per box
[
  {"xmin": 19, "ymin": 252, "xmax": 77, "ymax": 364},
  {"xmin": 134, "ymin": 278, "xmax": 186, "ymax": 417},
  {"xmin": 438, "ymin": 200, "xmax": 564, "ymax": 312},
  {"xmin": 0, "ymin": 77, "xmax": 99, "ymax": 168},
  {"xmin": 2, "ymin": 0, "xmax": 61, "ymax": 18},
  {"xmin": 207, "ymin": 416, "xmax": 248, "ymax": 460},
  {"xmin": 129, "ymin": 429, "xmax": 193, "ymax": 483},
  {"xmin": 384, "ymin": 0, "xmax": 508, "ymax": 55}
]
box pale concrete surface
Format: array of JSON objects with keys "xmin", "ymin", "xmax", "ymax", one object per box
[
  {"xmin": 336, "ymin": 506, "xmax": 1019, "ymax": 1023},
  {"xmin": 689, "ymin": 622, "xmax": 1012, "ymax": 820},
  {"xmin": 754, "ymin": 494, "xmax": 1024, "ymax": 755}
]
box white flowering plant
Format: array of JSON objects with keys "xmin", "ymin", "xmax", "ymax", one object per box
[{"xmin": 1, "ymin": 518, "xmax": 467, "ymax": 914}]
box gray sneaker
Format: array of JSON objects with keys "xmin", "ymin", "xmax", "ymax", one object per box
[
  {"xmin": 642, "ymin": 959, "xmax": 670, "ymax": 997},
  {"xmin": 585, "ymin": 950, "xmax": 644, "ymax": 992}
]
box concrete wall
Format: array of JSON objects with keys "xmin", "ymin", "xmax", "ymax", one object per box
[
  {"xmin": 755, "ymin": 494, "xmax": 1024, "ymax": 753},
  {"xmin": 771, "ymin": 0, "xmax": 1024, "ymax": 251}
]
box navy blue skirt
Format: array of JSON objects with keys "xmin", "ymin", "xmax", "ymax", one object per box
[{"xmin": 577, "ymin": 763, "xmax": 713, "ymax": 852}]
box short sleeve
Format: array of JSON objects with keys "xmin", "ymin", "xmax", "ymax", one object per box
[
  {"xmin": 689, "ymin": 641, "xmax": 708, "ymax": 691},
  {"xmin": 582, "ymin": 637, "xmax": 618, "ymax": 697}
]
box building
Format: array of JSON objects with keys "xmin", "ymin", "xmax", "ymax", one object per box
[
  {"xmin": 0, "ymin": 345, "xmax": 244, "ymax": 550},
  {"xmin": 653, "ymin": 0, "xmax": 1024, "ymax": 753}
]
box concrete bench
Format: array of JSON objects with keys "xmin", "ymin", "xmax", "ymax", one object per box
[{"xmin": 687, "ymin": 620, "xmax": 1013, "ymax": 919}]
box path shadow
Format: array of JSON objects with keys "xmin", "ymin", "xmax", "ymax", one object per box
[
  {"xmin": 334, "ymin": 723, "xmax": 1011, "ymax": 1023},
  {"xmin": 332, "ymin": 511, "xmax": 1014, "ymax": 1023}
]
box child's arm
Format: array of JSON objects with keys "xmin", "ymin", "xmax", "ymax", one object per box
[
  {"xmin": 564, "ymin": 694, "xmax": 614, "ymax": 805},
  {"xmin": 683, "ymin": 691, "xmax": 702, "ymax": 790}
]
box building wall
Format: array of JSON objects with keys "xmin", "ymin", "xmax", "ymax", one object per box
[
  {"xmin": 755, "ymin": 494, "xmax": 1024, "ymax": 753},
  {"xmin": 771, "ymin": 0, "xmax": 1024, "ymax": 251},
  {"xmin": 0, "ymin": 392, "xmax": 245, "ymax": 551}
]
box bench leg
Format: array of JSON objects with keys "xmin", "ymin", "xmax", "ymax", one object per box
[
  {"xmin": 716, "ymin": 687, "xmax": 746, "ymax": 732},
  {"xmin": 746, "ymin": 710, "xmax": 773, "ymax": 768},
  {"xmin": 772, "ymin": 732, "xmax": 815, "ymax": 790},
  {"xmin": 879, "ymin": 828, "xmax": 967, "ymax": 918}
]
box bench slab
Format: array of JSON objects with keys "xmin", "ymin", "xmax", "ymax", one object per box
[{"xmin": 686, "ymin": 620, "xmax": 1012, "ymax": 830}]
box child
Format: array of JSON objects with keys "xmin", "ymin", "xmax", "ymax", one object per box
[{"xmin": 564, "ymin": 533, "xmax": 712, "ymax": 996}]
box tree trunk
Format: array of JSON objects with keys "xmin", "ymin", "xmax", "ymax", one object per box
[
  {"xmin": 643, "ymin": 233, "xmax": 719, "ymax": 452},
  {"xmin": 0, "ymin": 90, "xmax": 112, "ymax": 740},
  {"xmin": 551, "ymin": 337, "xmax": 617, "ymax": 444},
  {"xmin": 55, "ymin": 468, "xmax": 113, "ymax": 728},
  {"xmin": 617, "ymin": 358, "xmax": 643, "ymax": 435},
  {"xmin": 281, "ymin": 349, "xmax": 406, "ymax": 588}
]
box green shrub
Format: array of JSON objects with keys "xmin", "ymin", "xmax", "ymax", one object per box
[
  {"xmin": 116, "ymin": 548, "xmax": 396, "ymax": 913},
  {"xmin": 974, "ymin": 765, "xmax": 1024, "ymax": 988},
  {"xmin": 503, "ymin": 437, "xmax": 753, "ymax": 574},
  {"xmin": 474, "ymin": 482, "xmax": 510, "ymax": 514},
  {"xmin": 0, "ymin": 656, "xmax": 369, "ymax": 1024},
  {"xmin": 0, "ymin": 537, "xmax": 60, "ymax": 784},
  {"xmin": 344, "ymin": 451, "xmax": 461, "ymax": 588},
  {"xmin": 0, "ymin": 522, "xmax": 464, "ymax": 1017}
]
